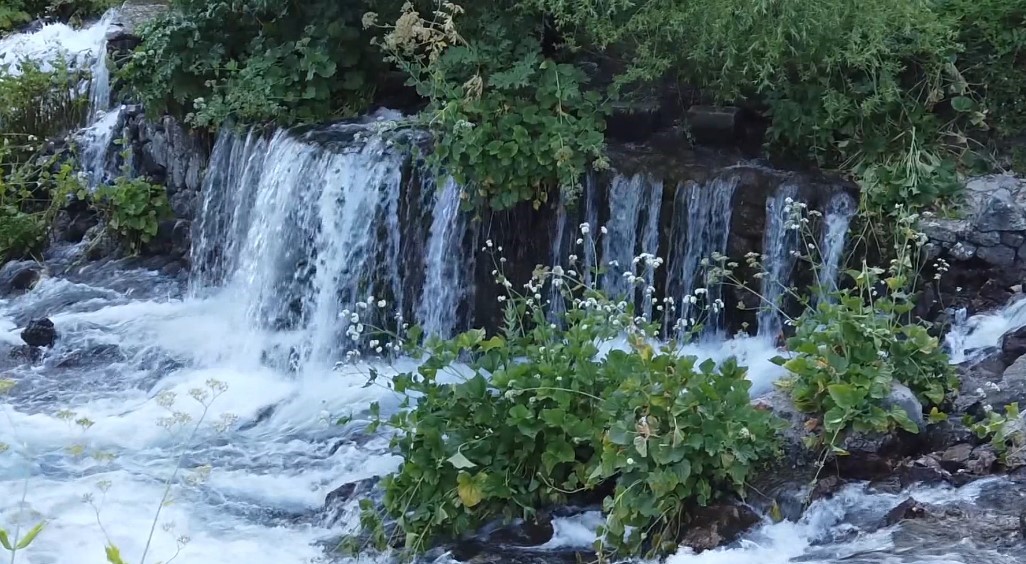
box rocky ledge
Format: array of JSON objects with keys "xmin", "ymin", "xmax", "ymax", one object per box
[{"xmin": 923, "ymin": 174, "xmax": 1026, "ymax": 315}]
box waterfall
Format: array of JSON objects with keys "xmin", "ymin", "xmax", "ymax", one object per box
[
  {"xmin": 192, "ymin": 124, "xmax": 404, "ymax": 370},
  {"xmin": 666, "ymin": 175, "xmax": 738, "ymax": 334},
  {"xmin": 639, "ymin": 178, "xmax": 663, "ymax": 319},
  {"xmin": 582, "ymin": 174, "xmax": 602, "ymax": 286},
  {"xmin": 601, "ymin": 174, "xmax": 645, "ymax": 297},
  {"xmin": 416, "ymin": 177, "xmax": 469, "ymax": 337},
  {"xmin": 757, "ymin": 184, "xmax": 801, "ymax": 339},
  {"xmin": 191, "ymin": 128, "xmax": 270, "ymax": 291},
  {"xmin": 818, "ymin": 191, "xmax": 857, "ymax": 298}
]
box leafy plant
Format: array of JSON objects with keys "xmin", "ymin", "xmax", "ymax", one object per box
[
  {"xmin": 367, "ymin": 3, "xmax": 608, "ymax": 210},
  {"xmin": 119, "ymin": 0, "xmax": 387, "ymax": 128},
  {"xmin": 94, "ymin": 173, "xmax": 171, "ymax": 253},
  {"xmin": 347, "ymin": 244, "xmax": 779, "ymax": 559}
]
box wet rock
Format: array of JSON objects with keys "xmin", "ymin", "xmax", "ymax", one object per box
[
  {"xmin": 322, "ymin": 477, "xmax": 381, "ymax": 528},
  {"xmin": 938, "ymin": 443, "xmax": 973, "ymax": 472},
  {"xmin": 1002, "ymin": 326, "xmax": 1026, "ymax": 366},
  {"xmin": 951, "ymin": 241, "xmax": 977, "ymax": 261},
  {"xmin": 21, "ymin": 318, "xmax": 56, "ymax": 347},
  {"xmin": 478, "ymin": 515, "xmax": 555, "ymax": 547},
  {"xmin": 967, "ymin": 445, "xmax": 998, "ymax": 475},
  {"xmin": 6, "ymin": 345, "xmax": 43, "ymax": 365},
  {"xmin": 809, "ymin": 475, "xmax": 843, "ymax": 501},
  {"xmin": 896, "ymin": 455, "xmax": 950, "ymax": 487},
  {"xmin": 680, "ymin": 503, "xmax": 760, "ymax": 552},
  {"xmin": 978, "ymin": 245, "xmax": 1018, "ymax": 266},
  {"xmin": 686, "ymin": 106, "xmax": 744, "ymax": 146},
  {"xmin": 52, "ymin": 344, "xmax": 125, "ymax": 369},
  {"xmin": 967, "ymin": 230, "xmax": 1001, "ymax": 247},
  {"xmin": 885, "ymin": 383, "xmax": 925, "ymax": 430},
  {"xmin": 883, "ymin": 498, "xmax": 929, "ymax": 527},
  {"xmin": 924, "ymin": 419, "xmax": 975, "ymax": 452},
  {"xmin": 0, "ymin": 261, "xmax": 43, "ymax": 295},
  {"xmin": 1002, "ymin": 232, "xmax": 1025, "ymax": 248}
]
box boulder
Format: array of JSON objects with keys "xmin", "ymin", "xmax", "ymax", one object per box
[
  {"xmin": 882, "ymin": 498, "xmax": 929, "ymax": 527},
  {"xmin": 21, "ymin": 318, "xmax": 56, "ymax": 348},
  {"xmin": 680, "ymin": 503, "xmax": 760, "ymax": 552},
  {"xmin": 884, "ymin": 383, "xmax": 925, "ymax": 430},
  {"xmin": 1002, "ymin": 326, "xmax": 1026, "ymax": 366},
  {"xmin": 0, "ymin": 261, "xmax": 43, "ymax": 295}
]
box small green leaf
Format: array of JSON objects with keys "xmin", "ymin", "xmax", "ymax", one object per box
[
  {"xmin": 0, "ymin": 528, "xmax": 11, "ymax": 550},
  {"xmin": 951, "ymin": 96, "xmax": 974, "ymax": 112},
  {"xmin": 106, "ymin": 544, "xmax": 128, "ymax": 564}
]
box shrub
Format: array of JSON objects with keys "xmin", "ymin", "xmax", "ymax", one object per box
[
  {"xmin": 0, "ymin": 57, "xmax": 89, "ymax": 142},
  {"xmin": 366, "ymin": 3, "xmax": 607, "ymax": 210},
  {"xmin": 119, "ymin": 0, "xmax": 389, "ymax": 128},
  {"xmin": 351, "ymin": 249, "xmax": 780, "ymax": 558},
  {"xmin": 94, "ymin": 173, "xmax": 171, "ymax": 253}
]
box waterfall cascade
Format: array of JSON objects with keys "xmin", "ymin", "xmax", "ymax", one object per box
[
  {"xmin": 666, "ymin": 175, "xmax": 738, "ymax": 335},
  {"xmin": 5, "ymin": 13, "xmax": 1026, "ymax": 564},
  {"xmin": 757, "ymin": 184, "xmax": 801, "ymax": 338},
  {"xmin": 818, "ymin": 191, "xmax": 857, "ymax": 299},
  {"xmin": 417, "ymin": 177, "xmax": 471, "ymax": 337}
]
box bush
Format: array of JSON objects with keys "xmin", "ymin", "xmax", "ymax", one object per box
[
  {"xmin": 119, "ymin": 0, "xmax": 390, "ymax": 128},
  {"xmin": 367, "ymin": 3, "xmax": 607, "ymax": 210},
  {"xmin": 352, "ymin": 251, "xmax": 780, "ymax": 558},
  {"xmin": 0, "ymin": 57, "xmax": 88, "ymax": 143},
  {"xmin": 94, "ymin": 173, "xmax": 171, "ymax": 253}
]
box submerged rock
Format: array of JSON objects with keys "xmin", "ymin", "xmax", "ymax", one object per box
[
  {"xmin": 680, "ymin": 503, "xmax": 761, "ymax": 552},
  {"xmin": 882, "ymin": 497, "xmax": 929, "ymax": 527},
  {"xmin": 21, "ymin": 318, "xmax": 57, "ymax": 347},
  {"xmin": 0, "ymin": 261, "xmax": 44, "ymax": 295}
]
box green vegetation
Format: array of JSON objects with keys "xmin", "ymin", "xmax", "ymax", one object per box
[
  {"xmin": 0, "ymin": 0, "xmax": 116, "ymax": 34},
  {"xmin": 346, "ymin": 253, "xmax": 780, "ymax": 559},
  {"xmin": 120, "ymin": 0, "xmax": 1026, "ymax": 212},
  {"xmin": 0, "ymin": 58, "xmax": 170, "ymax": 260},
  {"xmin": 119, "ymin": 0, "xmax": 385, "ymax": 128}
]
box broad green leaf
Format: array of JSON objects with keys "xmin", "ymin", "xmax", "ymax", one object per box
[
  {"xmin": 0, "ymin": 528, "xmax": 11, "ymax": 550},
  {"xmin": 890, "ymin": 407, "xmax": 920, "ymax": 434},
  {"xmin": 456, "ymin": 472, "xmax": 484, "ymax": 507},
  {"xmin": 827, "ymin": 384, "xmax": 859, "ymax": 410},
  {"xmin": 950, "ymin": 96, "xmax": 974, "ymax": 112}
]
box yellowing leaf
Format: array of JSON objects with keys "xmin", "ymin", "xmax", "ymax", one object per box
[{"xmin": 457, "ymin": 472, "xmax": 484, "ymax": 507}]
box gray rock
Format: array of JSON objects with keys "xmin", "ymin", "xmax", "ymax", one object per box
[
  {"xmin": 968, "ymin": 230, "xmax": 1001, "ymax": 247},
  {"xmin": 941, "ymin": 443, "xmax": 973, "ymax": 464},
  {"xmin": 680, "ymin": 503, "xmax": 760, "ymax": 552},
  {"xmin": 921, "ymin": 218, "xmax": 965, "ymax": 244},
  {"xmin": 951, "ymin": 241, "xmax": 977, "ymax": 261},
  {"xmin": 0, "ymin": 261, "xmax": 43, "ymax": 295},
  {"xmin": 1002, "ymin": 233, "xmax": 1025, "ymax": 248},
  {"xmin": 885, "ymin": 382, "xmax": 925, "ymax": 430},
  {"xmin": 978, "ymin": 245, "xmax": 1018, "ymax": 266}
]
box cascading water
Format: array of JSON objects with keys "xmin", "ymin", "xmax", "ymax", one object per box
[
  {"xmin": 817, "ymin": 192, "xmax": 856, "ymax": 299},
  {"xmin": 757, "ymin": 184, "xmax": 800, "ymax": 339},
  {"xmin": 193, "ymin": 124, "xmax": 404, "ymax": 371},
  {"xmin": 599, "ymin": 173, "xmax": 663, "ymax": 310},
  {"xmin": 416, "ymin": 177, "xmax": 470, "ymax": 337},
  {"xmin": 666, "ymin": 174, "xmax": 738, "ymax": 335}
]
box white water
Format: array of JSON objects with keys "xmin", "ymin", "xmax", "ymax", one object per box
[
  {"xmin": 946, "ymin": 296, "xmax": 1026, "ymax": 364},
  {"xmin": 417, "ymin": 178, "xmax": 469, "ymax": 337},
  {"xmin": 667, "ymin": 175, "xmax": 738, "ymax": 335},
  {"xmin": 757, "ymin": 184, "xmax": 800, "ymax": 339},
  {"xmin": 0, "ymin": 12, "xmax": 115, "ymax": 75},
  {"xmin": 817, "ymin": 192, "xmax": 856, "ymax": 298}
]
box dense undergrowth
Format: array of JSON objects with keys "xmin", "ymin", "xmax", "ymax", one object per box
[
  {"xmin": 0, "ymin": 57, "xmax": 171, "ymax": 262},
  {"xmin": 339, "ymin": 220, "xmax": 960, "ymax": 560},
  {"xmin": 119, "ymin": 0, "xmax": 1026, "ymax": 213}
]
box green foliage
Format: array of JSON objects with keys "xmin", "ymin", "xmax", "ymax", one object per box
[
  {"xmin": 0, "ymin": 57, "xmax": 89, "ymax": 141},
  {"xmin": 965, "ymin": 403, "xmax": 1026, "ymax": 463},
  {"xmin": 770, "ymin": 211, "xmax": 957, "ymax": 439},
  {"xmin": 94, "ymin": 173, "xmax": 171, "ymax": 253},
  {"xmin": 354, "ymin": 259, "xmax": 779, "ymax": 558},
  {"xmin": 369, "ymin": 3, "xmax": 608, "ymax": 210},
  {"xmin": 943, "ymin": 0, "xmax": 1026, "ymax": 136},
  {"xmin": 0, "ymin": 205, "xmax": 46, "ymax": 261},
  {"xmin": 119, "ymin": 0, "xmax": 387, "ymax": 128}
]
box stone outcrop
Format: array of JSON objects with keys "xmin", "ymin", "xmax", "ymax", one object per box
[{"xmin": 922, "ymin": 174, "xmax": 1026, "ymax": 315}]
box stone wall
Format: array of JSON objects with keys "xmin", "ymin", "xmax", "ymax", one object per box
[{"xmin": 922, "ymin": 174, "xmax": 1026, "ymax": 316}]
